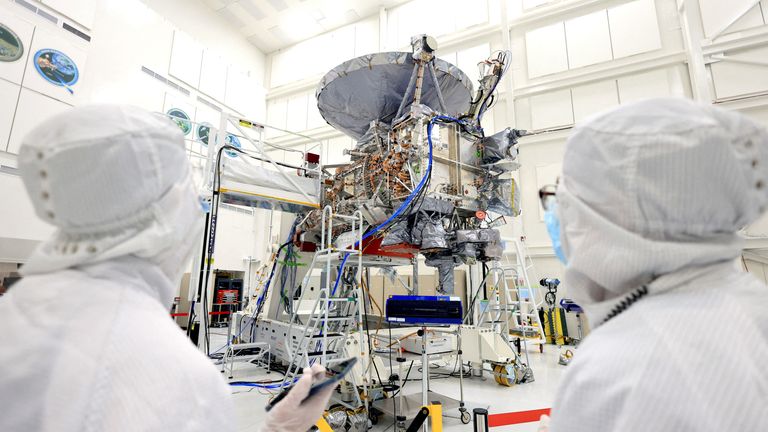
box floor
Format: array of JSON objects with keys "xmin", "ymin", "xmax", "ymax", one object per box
[{"xmin": 209, "ymin": 328, "xmax": 572, "ymax": 432}]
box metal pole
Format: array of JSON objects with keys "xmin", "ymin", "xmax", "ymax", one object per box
[
  {"xmin": 427, "ymin": 62, "xmax": 447, "ymax": 113},
  {"xmin": 421, "ymin": 327, "xmax": 429, "ymax": 432},
  {"xmin": 677, "ymin": 0, "xmax": 713, "ymax": 103},
  {"xmin": 395, "ymin": 63, "xmax": 420, "ymax": 121},
  {"xmin": 412, "ymin": 257, "xmax": 419, "ymax": 295}
]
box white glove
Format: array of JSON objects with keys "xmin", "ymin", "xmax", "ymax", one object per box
[
  {"xmin": 537, "ymin": 414, "xmax": 550, "ymax": 432},
  {"xmin": 263, "ymin": 364, "xmax": 336, "ymax": 432}
]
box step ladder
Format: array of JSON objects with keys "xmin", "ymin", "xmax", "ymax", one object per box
[
  {"xmin": 503, "ymin": 239, "xmax": 546, "ymax": 347},
  {"xmin": 281, "ymin": 207, "xmax": 368, "ymax": 412}
]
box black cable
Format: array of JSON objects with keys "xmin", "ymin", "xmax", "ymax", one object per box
[
  {"xmin": 362, "ymin": 270, "xmax": 384, "ymax": 386},
  {"xmin": 391, "ymin": 361, "xmax": 414, "ymax": 397}
]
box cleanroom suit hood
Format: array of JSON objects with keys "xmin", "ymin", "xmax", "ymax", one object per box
[
  {"xmin": 549, "ymin": 98, "xmax": 768, "ymax": 431},
  {"xmin": 0, "ymin": 105, "xmax": 234, "ymax": 431}
]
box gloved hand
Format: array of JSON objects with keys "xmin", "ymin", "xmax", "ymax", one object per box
[
  {"xmin": 263, "ymin": 364, "xmax": 336, "ymax": 432},
  {"xmin": 537, "ymin": 414, "xmax": 550, "ymax": 432}
]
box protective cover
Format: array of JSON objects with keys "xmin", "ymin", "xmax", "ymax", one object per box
[
  {"xmin": 456, "ymin": 229, "xmax": 501, "ymax": 244},
  {"xmin": 222, "ymin": 157, "xmax": 320, "ymax": 198},
  {"xmin": 413, "ymin": 217, "xmax": 448, "ymax": 250},
  {"xmin": 425, "ymin": 255, "xmax": 461, "ymax": 294},
  {"xmin": 316, "ymin": 52, "xmax": 473, "ymax": 140},
  {"xmin": 481, "ymin": 128, "xmax": 519, "ymax": 165}
]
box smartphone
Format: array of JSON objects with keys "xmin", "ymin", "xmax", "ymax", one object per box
[{"xmin": 265, "ymin": 357, "xmax": 358, "ymax": 411}]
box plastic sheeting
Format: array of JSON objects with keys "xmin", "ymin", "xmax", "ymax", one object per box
[
  {"xmin": 456, "ymin": 228, "xmax": 503, "ymax": 259},
  {"xmin": 478, "ymin": 176, "xmax": 520, "ymax": 217},
  {"xmin": 425, "ymin": 255, "xmax": 461, "ymax": 294},
  {"xmin": 380, "ymin": 215, "xmax": 449, "ymax": 249},
  {"xmin": 381, "ymin": 220, "xmax": 411, "ymax": 246},
  {"xmin": 480, "ymin": 128, "xmax": 520, "ymax": 165},
  {"xmin": 222, "ymin": 157, "xmax": 320, "ymax": 198},
  {"xmin": 316, "ymin": 52, "xmax": 473, "ymax": 140},
  {"xmin": 456, "ymin": 229, "xmax": 501, "ymax": 244},
  {"xmin": 411, "ymin": 196, "xmax": 455, "ymax": 215},
  {"xmin": 413, "ymin": 217, "xmax": 448, "ymax": 250}
]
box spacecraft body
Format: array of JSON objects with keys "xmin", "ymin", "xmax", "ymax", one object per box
[{"xmin": 300, "ymin": 36, "xmax": 523, "ymax": 293}]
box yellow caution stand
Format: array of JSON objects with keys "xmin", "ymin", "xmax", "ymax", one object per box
[
  {"xmin": 403, "ymin": 403, "xmax": 443, "ymax": 432},
  {"xmin": 315, "ymin": 417, "xmax": 333, "ymax": 432}
]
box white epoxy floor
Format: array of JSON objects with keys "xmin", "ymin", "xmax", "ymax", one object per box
[{"xmin": 208, "ymin": 329, "xmax": 572, "ymax": 432}]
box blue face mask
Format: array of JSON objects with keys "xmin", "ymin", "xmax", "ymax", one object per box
[{"xmin": 544, "ymin": 202, "xmax": 567, "ymax": 265}]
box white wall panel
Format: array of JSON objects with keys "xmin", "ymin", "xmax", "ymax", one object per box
[
  {"xmin": 438, "ymin": 52, "xmax": 458, "ymax": 67},
  {"xmin": 41, "ymin": 0, "xmax": 97, "ymax": 28},
  {"xmin": 525, "ymin": 22, "xmax": 568, "ymax": 78},
  {"xmin": 306, "ymin": 93, "xmax": 326, "ymax": 130},
  {"xmin": 523, "ymin": 0, "xmax": 552, "ymax": 10},
  {"xmin": 571, "ymin": 80, "xmax": 619, "ymax": 123},
  {"xmin": 710, "ymin": 46, "xmax": 768, "ymax": 99},
  {"xmin": 617, "ymin": 69, "xmax": 677, "ymax": 103},
  {"xmin": 457, "ymin": 43, "xmax": 490, "ymax": 83},
  {"xmin": 266, "ymin": 97, "xmax": 287, "ymax": 137},
  {"xmin": 0, "ymin": 9, "xmax": 34, "ymax": 85},
  {"xmin": 325, "ymin": 136, "xmax": 352, "ymax": 165},
  {"xmin": 286, "ymin": 92, "xmax": 308, "ymax": 132},
  {"xmin": 456, "ymin": 0, "xmax": 489, "ymax": 30},
  {"xmin": 328, "ymin": 25, "xmax": 355, "ymax": 69},
  {"xmin": 0, "ymin": 80, "xmax": 20, "ymax": 152},
  {"xmin": 699, "ymin": 0, "xmax": 764, "ymax": 38},
  {"xmin": 354, "ymin": 16, "xmax": 379, "ymax": 55},
  {"xmin": 530, "ymin": 89, "xmax": 573, "ymax": 130},
  {"xmin": 384, "ymin": 3, "xmax": 400, "ymax": 49},
  {"xmin": 224, "ymin": 66, "xmax": 255, "ymax": 116},
  {"xmin": 213, "ymin": 207, "xmax": 256, "ymax": 272},
  {"xmin": 169, "ymin": 30, "xmax": 203, "ymax": 88},
  {"xmin": 565, "ymin": 10, "xmax": 613, "ymax": 69},
  {"xmin": 7, "ymin": 88, "xmax": 71, "ymax": 154},
  {"xmin": 608, "ymin": 0, "xmax": 662, "ymax": 59},
  {"xmin": 0, "ymin": 173, "xmax": 54, "ymax": 243},
  {"xmin": 199, "ymin": 49, "xmax": 228, "ymax": 101},
  {"xmin": 270, "ymin": 50, "xmax": 291, "ymax": 88},
  {"xmin": 721, "ymin": 5, "xmax": 764, "ymax": 35}
]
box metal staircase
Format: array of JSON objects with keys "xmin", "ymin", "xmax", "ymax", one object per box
[
  {"xmin": 465, "ymin": 238, "xmax": 546, "ymax": 351},
  {"xmin": 281, "ymin": 207, "xmax": 368, "ymax": 411}
]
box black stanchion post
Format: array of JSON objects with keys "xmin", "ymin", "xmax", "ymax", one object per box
[{"xmin": 473, "ymin": 408, "xmax": 489, "ymax": 432}]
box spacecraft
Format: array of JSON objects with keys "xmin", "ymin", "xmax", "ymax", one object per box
[{"xmin": 296, "ymin": 35, "xmax": 524, "ymax": 294}]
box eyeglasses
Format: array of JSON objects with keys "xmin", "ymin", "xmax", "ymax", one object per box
[{"xmin": 539, "ymin": 184, "xmax": 557, "ymax": 211}]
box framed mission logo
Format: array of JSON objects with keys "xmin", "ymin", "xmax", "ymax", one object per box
[
  {"xmin": 0, "ymin": 22, "xmax": 23, "ymax": 62},
  {"xmin": 33, "ymin": 48, "xmax": 79, "ymax": 93}
]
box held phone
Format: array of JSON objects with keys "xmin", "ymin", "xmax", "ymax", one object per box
[{"xmin": 265, "ymin": 357, "xmax": 358, "ymax": 411}]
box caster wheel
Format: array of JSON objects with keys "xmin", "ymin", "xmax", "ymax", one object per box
[
  {"xmin": 461, "ymin": 411, "xmax": 471, "ymax": 424},
  {"xmin": 369, "ymin": 413, "xmax": 379, "ymax": 425},
  {"xmin": 539, "ymin": 344, "xmax": 544, "ymax": 354}
]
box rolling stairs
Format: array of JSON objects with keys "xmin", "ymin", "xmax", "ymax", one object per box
[
  {"xmin": 280, "ymin": 207, "xmax": 368, "ymax": 411},
  {"xmin": 467, "ymin": 238, "xmax": 546, "ymax": 361}
]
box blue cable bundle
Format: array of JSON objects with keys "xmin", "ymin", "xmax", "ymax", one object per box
[{"xmin": 330, "ymin": 114, "xmax": 464, "ymax": 296}]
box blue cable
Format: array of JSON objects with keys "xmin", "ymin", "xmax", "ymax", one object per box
[
  {"xmin": 210, "ymin": 223, "xmax": 299, "ymax": 356},
  {"xmin": 229, "ymin": 377, "xmax": 299, "ymax": 389},
  {"xmin": 331, "ymin": 114, "xmax": 461, "ymax": 295}
]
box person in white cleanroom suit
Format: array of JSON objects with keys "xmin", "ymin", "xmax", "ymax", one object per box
[
  {"xmin": 542, "ymin": 98, "xmax": 768, "ymax": 431},
  {"xmin": 0, "ymin": 105, "xmax": 334, "ymax": 432}
]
